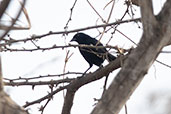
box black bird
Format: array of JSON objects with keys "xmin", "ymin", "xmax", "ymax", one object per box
[{"xmin": 71, "ymin": 33, "xmax": 116, "ymax": 74}]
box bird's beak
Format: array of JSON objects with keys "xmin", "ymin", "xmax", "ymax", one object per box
[{"xmin": 70, "ymin": 37, "xmax": 76, "ymax": 42}]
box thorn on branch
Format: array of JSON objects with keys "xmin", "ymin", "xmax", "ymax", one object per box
[{"xmin": 32, "ymin": 85, "xmax": 35, "ymax": 90}]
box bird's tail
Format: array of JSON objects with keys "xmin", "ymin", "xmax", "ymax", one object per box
[{"xmin": 107, "ymin": 53, "xmax": 116, "ymax": 62}]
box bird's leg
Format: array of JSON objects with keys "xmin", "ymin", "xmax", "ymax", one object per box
[
  {"xmin": 103, "ymin": 75, "xmax": 109, "ymax": 93},
  {"xmin": 82, "ymin": 65, "xmax": 92, "ymax": 76},
  {"xmin": 96, "ymin": 65, "xmax": 103, "ymax": 71},
  {"xmin": 102, "ymin": 72, "xmax": 110, "ymax": 95},
  {"xmin": 77, "ymin": 65, "xmax": 92, "ymax": 79},
  {"xmin": 99, "ymin": 64, "xmax": 103, "ymax": 69}
]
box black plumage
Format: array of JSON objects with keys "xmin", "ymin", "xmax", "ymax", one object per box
[{"xmin": 71, "ymin": 33, "xmax": 116, "ymax": 74}]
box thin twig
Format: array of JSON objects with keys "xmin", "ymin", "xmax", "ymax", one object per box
[
  {"xmin": 2, "ymin": 44, "xmax": 119, "ymax": 52},
  {"xmin": 0, "ymin": 0, "xmax": 27, "ymax": 40},
  {"xmin": 3, "ymin": 72, "xmax": 82, "ymax": 81},
  {"xmin": 87, "ymin": 0, "xmax": 106, "ymax": 23},
  {"xmin": 97, "ymin": 0, "xmax": 115, "ymax": 46},
  {"xmin": 0, "ymin": 18, "xmax": 141, "ymax": 47},
  {"xmin": 4, "ymin": 78, "xmax": 74, "ymax": 86},
  {"xmin": 115, "ymin": 29, "xmax": 137, "ymax": 45},
  {"xmin": 64, "ymin": 0, "xmax": 78, "ymax": 30},
  {"xmin": 40, "ymin": 99, "xmax": 51, "ymax": 114},
  {"xmin": 103, "ymin": 0, "xmax": 114, "ymax": 10},
  {"xmin": 125, "ymin": 104, "xmax": 128, "ymax": 114},
  {"xmin": 156, "ymin": 60, "xmax": 171, "ymax": 68},
  {"xmin": 23, "ymin": 85, "xmax": 68, "ymax": 108}
]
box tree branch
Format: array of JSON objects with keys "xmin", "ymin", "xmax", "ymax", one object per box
[
  {"xmin": 0, "ymin": 0, "xmax": 27, "ymax": 40},
  {"xmin": 139, "ymin": 0, "xmax": 157, "ymax": 33},
  {"xmin": 23, "ymin": 86, "xmax": 67, "ymax": 108},
  {"xmin": 61, "ymin": 54, "xmax": 126, "ymax": 114},
  {"xmin": 4, "ymin": 78, "xmax": 73, "ymax": 86},
  {"xmin": 0, "ymin": 0, "xmax": 10, "ymax": 19},
  {"xmin": 0, "ymin": 56, "xmax": 28, "ymax": 114},
  {"xmin": 91, "ymin": 0, "xmax": 171, "ymax": 114},
  {"xmin": 157, "ymin": 0, "xmax": 171, "ymax": 46},
  {"xmin": 0, "ymin": 18, "xmax": 140, "ymax": 47}
]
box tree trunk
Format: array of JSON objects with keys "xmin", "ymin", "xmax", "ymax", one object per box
[{"xmin": 91, "ymin": 0, "xmax": 171, "ymax": 114}]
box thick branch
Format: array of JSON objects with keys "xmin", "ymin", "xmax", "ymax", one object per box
[
  {"xmin": 0, "ymin": 91, "xmax": 28, "ymax": 114},
  {"xmin": 139, "ymin": 0, "xmax": 157, "ymax": 33},
  {"xmin": 0, "ymin": 57, "xmax": 27, "ymax": 114},
  {"xmin": 0, "ymin": 0, "xmax": 10, "ymax": 19},
  {"xmin": 157, "ymin": 0, "xmax": 171, "ymax": 46},
  {"xmin": 61, "ymin": 55, "xmax": 126, "ymax": 114},
  {"xmin": 91, "ymin": 1, "xmax": 171, "ymax": 114}
]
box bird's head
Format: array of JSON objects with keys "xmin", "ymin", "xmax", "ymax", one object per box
[{"xmin": 70, "ymin": 33, "xmax": 88, "ymax": 44}]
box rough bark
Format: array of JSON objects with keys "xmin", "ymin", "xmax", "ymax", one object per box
[
  {"xmin": 0, "ymin": 91, "xmax": 28, "ymax": 114},
  {"xmin": 0, "ymin": 56, "xmax": 28, "ymax": 114},
  {"xmin": 0, "ymin": 1, "xmax": 28, "ymax": 113},
  {"xmin": 91, "ymin": 0, "xmax": 171, "ymax": 114}
]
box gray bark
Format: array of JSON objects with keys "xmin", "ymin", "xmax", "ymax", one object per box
[
  {"xmin": 91, "ymin": 0, "xmax": 171, "ymax": 114},
  {"xmin": 0, "ymin": 56, "xmax": 28, "ymax": 114}
]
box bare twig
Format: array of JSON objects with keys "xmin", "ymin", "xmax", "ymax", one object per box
[
  {"xmin": 2, "ymin": 44, "xmax": 119, "ymax": 52},
  {"xmin": 87, "ymin": 0, "xmax": 106, "ymax": 23},
  {"xmin": 64, "ymin": 0, "xmax": 78, "ymax": 30},
  {"xmin": 0, "ymin": 18, "xmax": 141, "ymax": 47},
  {"xmin": 103, "ymin": 0, "xmax": 114, "ymax": 10},
  {"xmin": 62, "ymin": 50, "xmax": 73, "ymax": 97},
  {"xmin": 39, "ymin": 99, "xmax": 51, "ymax": 114},
  {"xmin": 125, "ymin": 104, "xmax": 128, "ymax": 114},
  {"xmin": 4, "ymin": 78, "xmax": 74, "ymax": 86},
  {"xmin": 3, "ymin": 72, "xmax": 83, "ymax": 81},
  {"xmin": 95, "ymin": 0, "xmax": 115, "ymax": 46},
  {"xmin": 106, "ymin": 1, "xmax": 130, "ymax": 44},
  {"xmin": 160, "ymin": 51, "xmax": 171, "ymax": 53},
  {"xmin": 23, "ymin": 85, "xmax": 68, "ymax": 108},
  {"xmin": 115, "ymin": 29, "xmax": 137, "ymax": 45},
  {"xmin": 0, "ymin": 0, "xmax": 31, "ymax": 31},
  {"xmin": 156, "ymin": 60, "xmax": 171, "ymax": 68},
  {"xmin": 0, "ymin": 0, "xmax": 27, "ymax": 40},
  {"xmin": 13, "ymin": 54, "xmax": 123, "ymax": 109}
]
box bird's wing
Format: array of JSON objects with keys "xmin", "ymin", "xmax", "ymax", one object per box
[
  {"xmin": 88, "ymin": 38, "xmax": 102, "ymax": 45},
  {"xmin": 83, "ymin": 38, "xmax": 108, "ymax": 58}
]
